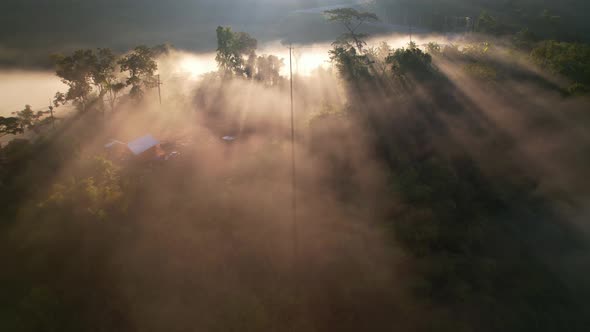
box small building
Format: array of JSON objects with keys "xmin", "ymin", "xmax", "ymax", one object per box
[
  {"xmin": 127, "ymin": 134, "xmax": 165, "ymax": 161},
  {"xmin": 105, "ymin": 134, "xmax": 164, "ymax": 161}
]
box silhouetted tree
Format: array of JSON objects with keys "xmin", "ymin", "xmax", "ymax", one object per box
[
  {"xmin": 329, "ymin": 46, "xmax": 372, "ymax": 82},
  {"xmin": 118, "ymin": 46, "xmax": 159, "ymax": 101},
  {"xmin": 215, "ymin": 26, "xmax": 258, "ymax": 79},
  {"xmin": 54, "ymin": 48, "xmax": 127, "ymax": 112},
  {"xmin": 54, "ymin": 50, "xmax": 96, "ymax": 112},
  {"xmin": 254, "ymin": 55, "xmax": 284, "ymax": 86},
  {"xmin": 90, "ymin": 48, "xmax": 123, "ymax": 113},
  {"xmin": 324, "ymin": 8, "xmax": 378, "ymax": 54},
  {"xmin": 325, "ymin": 8, "xmax": 379, "ymax": 82},
  {"xmin": 0, "ymin": 116, "xmax": 23, "ymax": 137}
]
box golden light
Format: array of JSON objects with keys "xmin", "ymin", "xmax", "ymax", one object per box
[{"xmin": 178, "ymin": 53, "xmax": 217, "ymax": 79}]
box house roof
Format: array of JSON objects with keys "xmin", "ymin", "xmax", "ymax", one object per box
[
  {"xmin": 127, "ymin": 135, "xmax": 159, "ymax": 155},
  {"xmin": 104, "ymin": 140, "xmax": 127, "ymax": 149}
]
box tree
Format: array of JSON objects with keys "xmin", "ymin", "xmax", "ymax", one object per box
[
  {"xmin": 367, "ymin": 41, "xmax": 394, "ymax": 76},
  {"xmin": 91, "ymin": 48, "xmax": 121, "ymax": 113},
  {"xmin": 324, "ymin": 8, "xmax": 379, "ymax": 82},
  {"xmin": 39, "ymin": 156, "xmax": 125, "ymax": 221},
  {"xmin": 386, "ymin": 42, "xmax": 435, "ymax": 83},
  {"xmin": 54, "ymin": 48, "xmax": 125, "ymax": 113},
  {"xmin": 54, "ymin": 49, "xmax": 97, "ymax": 112},
  {"xmin": 40, "ymin": 92, "xmax": 66, "ymax": 130},
  {"xmin": 531, "ymin": 41, "xmax": 590, "ymax": 94},
  {"xmin": 0, "ymin": 117, "xmax": 23, "ymax": 137},
  {"xmin": 53, "ymin": 92, "xmax": 66, "ymax": 109},
  {"xmin": 88, "ymin": 48, "xmax": 126, "ymax": 112},
  {"xmin": 118, "ymin": 46, "xmax": 159, "ymax": 101},
  {"xmin": 254, "ymin": 55, "xmax": 284, "ymax": 86},
  {"xmin": 105, "ymin": 82, "xmax": 126, "ymax": 111},
  {"xmin": 215, "ymin": 28, "xmax": 284, "ymax": 83},
  {"xmin": 329, "ymin": 46, "xmax": 372, "ymax": 82},
  {"xmin": 12, "ymin": 105, "xmax": 43, "ymax": 132},
  {"xmin": 215, "ymin": 26, "xmax": 258, "ymax": 78},
  {"xmin": 324, "ymin": 8, "xmax": 378, "ymax": 54}
]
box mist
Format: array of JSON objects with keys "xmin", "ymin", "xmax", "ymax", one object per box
[
  {"xmin": 0, "ymin": 71, "xmax": 66, "ymax": 116},
  {"xmin": 2, "ymin": 2, "xmax": 590, "ymax": 332},
  {"xmin": 0, "ymin": 33, "xmax": 447, "ymax": 116}
]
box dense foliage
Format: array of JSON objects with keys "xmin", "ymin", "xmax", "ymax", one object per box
[
  {"xmin": 215, "ymin": 26, "xmax": 284, "ymax": 86},
  {"xmin": 531, "ymin": 41, "xmax": 590, "ymax": 94},
  {"xmin": 1, "ymin": 4, "xmax": 590, "ymax": 332},
  {"xmin": 375, "ymin": 0, "xmax": 590, "ymax": 42}
]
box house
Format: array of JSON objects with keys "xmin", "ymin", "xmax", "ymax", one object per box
[
  {"xmin": 105, "ymin": 134, "xmax": 164, "ymax": 161},
  {"xmin": 127, "ymin": 135, "xmax": 164, "ymax": 160}
]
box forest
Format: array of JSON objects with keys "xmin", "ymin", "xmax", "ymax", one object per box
[{"xmin": 1, "ymin": 3, "xmax": 590, "ymax": 332}]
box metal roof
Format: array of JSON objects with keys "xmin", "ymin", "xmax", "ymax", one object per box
[
  {"xmin": 104, "ymin": 140, "xmax": 127, "ymax": 149},
  {"xmin": 127, "ymin": 135, "xmax": 159, "ymax": 155}
]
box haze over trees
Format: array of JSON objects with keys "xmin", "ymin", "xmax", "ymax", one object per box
[
  {"xmin": 50, "ymin": 45, "xmax": 164, "ymax": 115},
  {"xmin": 215, "ymin": 26, "xmax": 284, "ymax": 86},
  {"xmin": 1, "ymin": 2, "xmax": 590, "ymax": 332}
]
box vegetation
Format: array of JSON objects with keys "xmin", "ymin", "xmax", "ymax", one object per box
[
  {"xmin": 375, "ymin": 0, "xmax": 590, "ymax": 42},
  {"xmin": 531, "ymin": 41, "xmax": 590, "ymax": 93},
  {"xmin": 52, "ymin": 45, "xmax": 162, "ymax": 113},
  {"xmin": 0, "ymin": 116, "xmax": 22, "ymax": 137},
  {"xmin": 215, "ymin": 26, "xmax": 284, "ymax": 86},
  {"xmin": 1, "ymin": 4, "xmax": 590, "ymax": 332},
  {"xmin": 386, "ymin": 42, "xmax": 435, "ymax": 83}
]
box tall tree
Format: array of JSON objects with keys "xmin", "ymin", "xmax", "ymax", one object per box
[
  {"xmin": 91, "ymin": 48, "xmax": 126, "ymax": 112},
  {"xmin": 324, "ymin": 8, "xmax": 378, "ymax": 54},
  {"xmin": 118, "ymin": 46, "xmax": 159, "ymax": 101},
  {"xmin": 215, "ymin": 26, "xmax": 258, "ymax": 78},
  {"xmin": 329, "ymin": 46, "xmax": 373, "ymax": 82},
  {"xmin": 54, "ymin": 49, "xmax": 97, "ymax": 112},
  {"xmin": 324, "ymin": 8, "xmax": 378, "ymax": 82},
  {"xmin": 54, "ymin": 48, "xmax": 125, "ymax": 113},
  {"xmin": 90, "ymin": 48, "xmax": 121, "ymax": 112}
]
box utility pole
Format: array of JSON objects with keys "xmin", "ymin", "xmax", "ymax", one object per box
[
  {"xmin": 49, "ymin": 99, "xmax": 55, "ymax": 129},
  {"xmin": 289, "ymin": 44, "xmax": 298, "ymax": 268},
  {"xmin": 157, "ymin": 74, "xmax": 162, "ymax": 106}
]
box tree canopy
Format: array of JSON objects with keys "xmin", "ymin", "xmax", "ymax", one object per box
[
  {"xmin": 118, "ymin": 46, "xmax": 159, "ymax": 101},
  {"xmin": 325, "ymin": 8, "xmax": 379, "ymax": 83},
  {"xmin": 0, "ymin": 116, "xmax": 23, "ymax": 137},
  {"xmin": 215, "ymin": 26, "xmax": 258, "ymax": 78},
  {"xmin": 324, "ymin": 8, "xmax": 378, "ymax": 53},
  {"xmin": 53, "ymin": 50, "xmax": 97, "ymax": 112}
]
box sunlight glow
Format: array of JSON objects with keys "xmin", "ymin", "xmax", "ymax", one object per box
[{"xmin": 178, "ymin": 53, "xmax": 217, "ymax": 79}]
